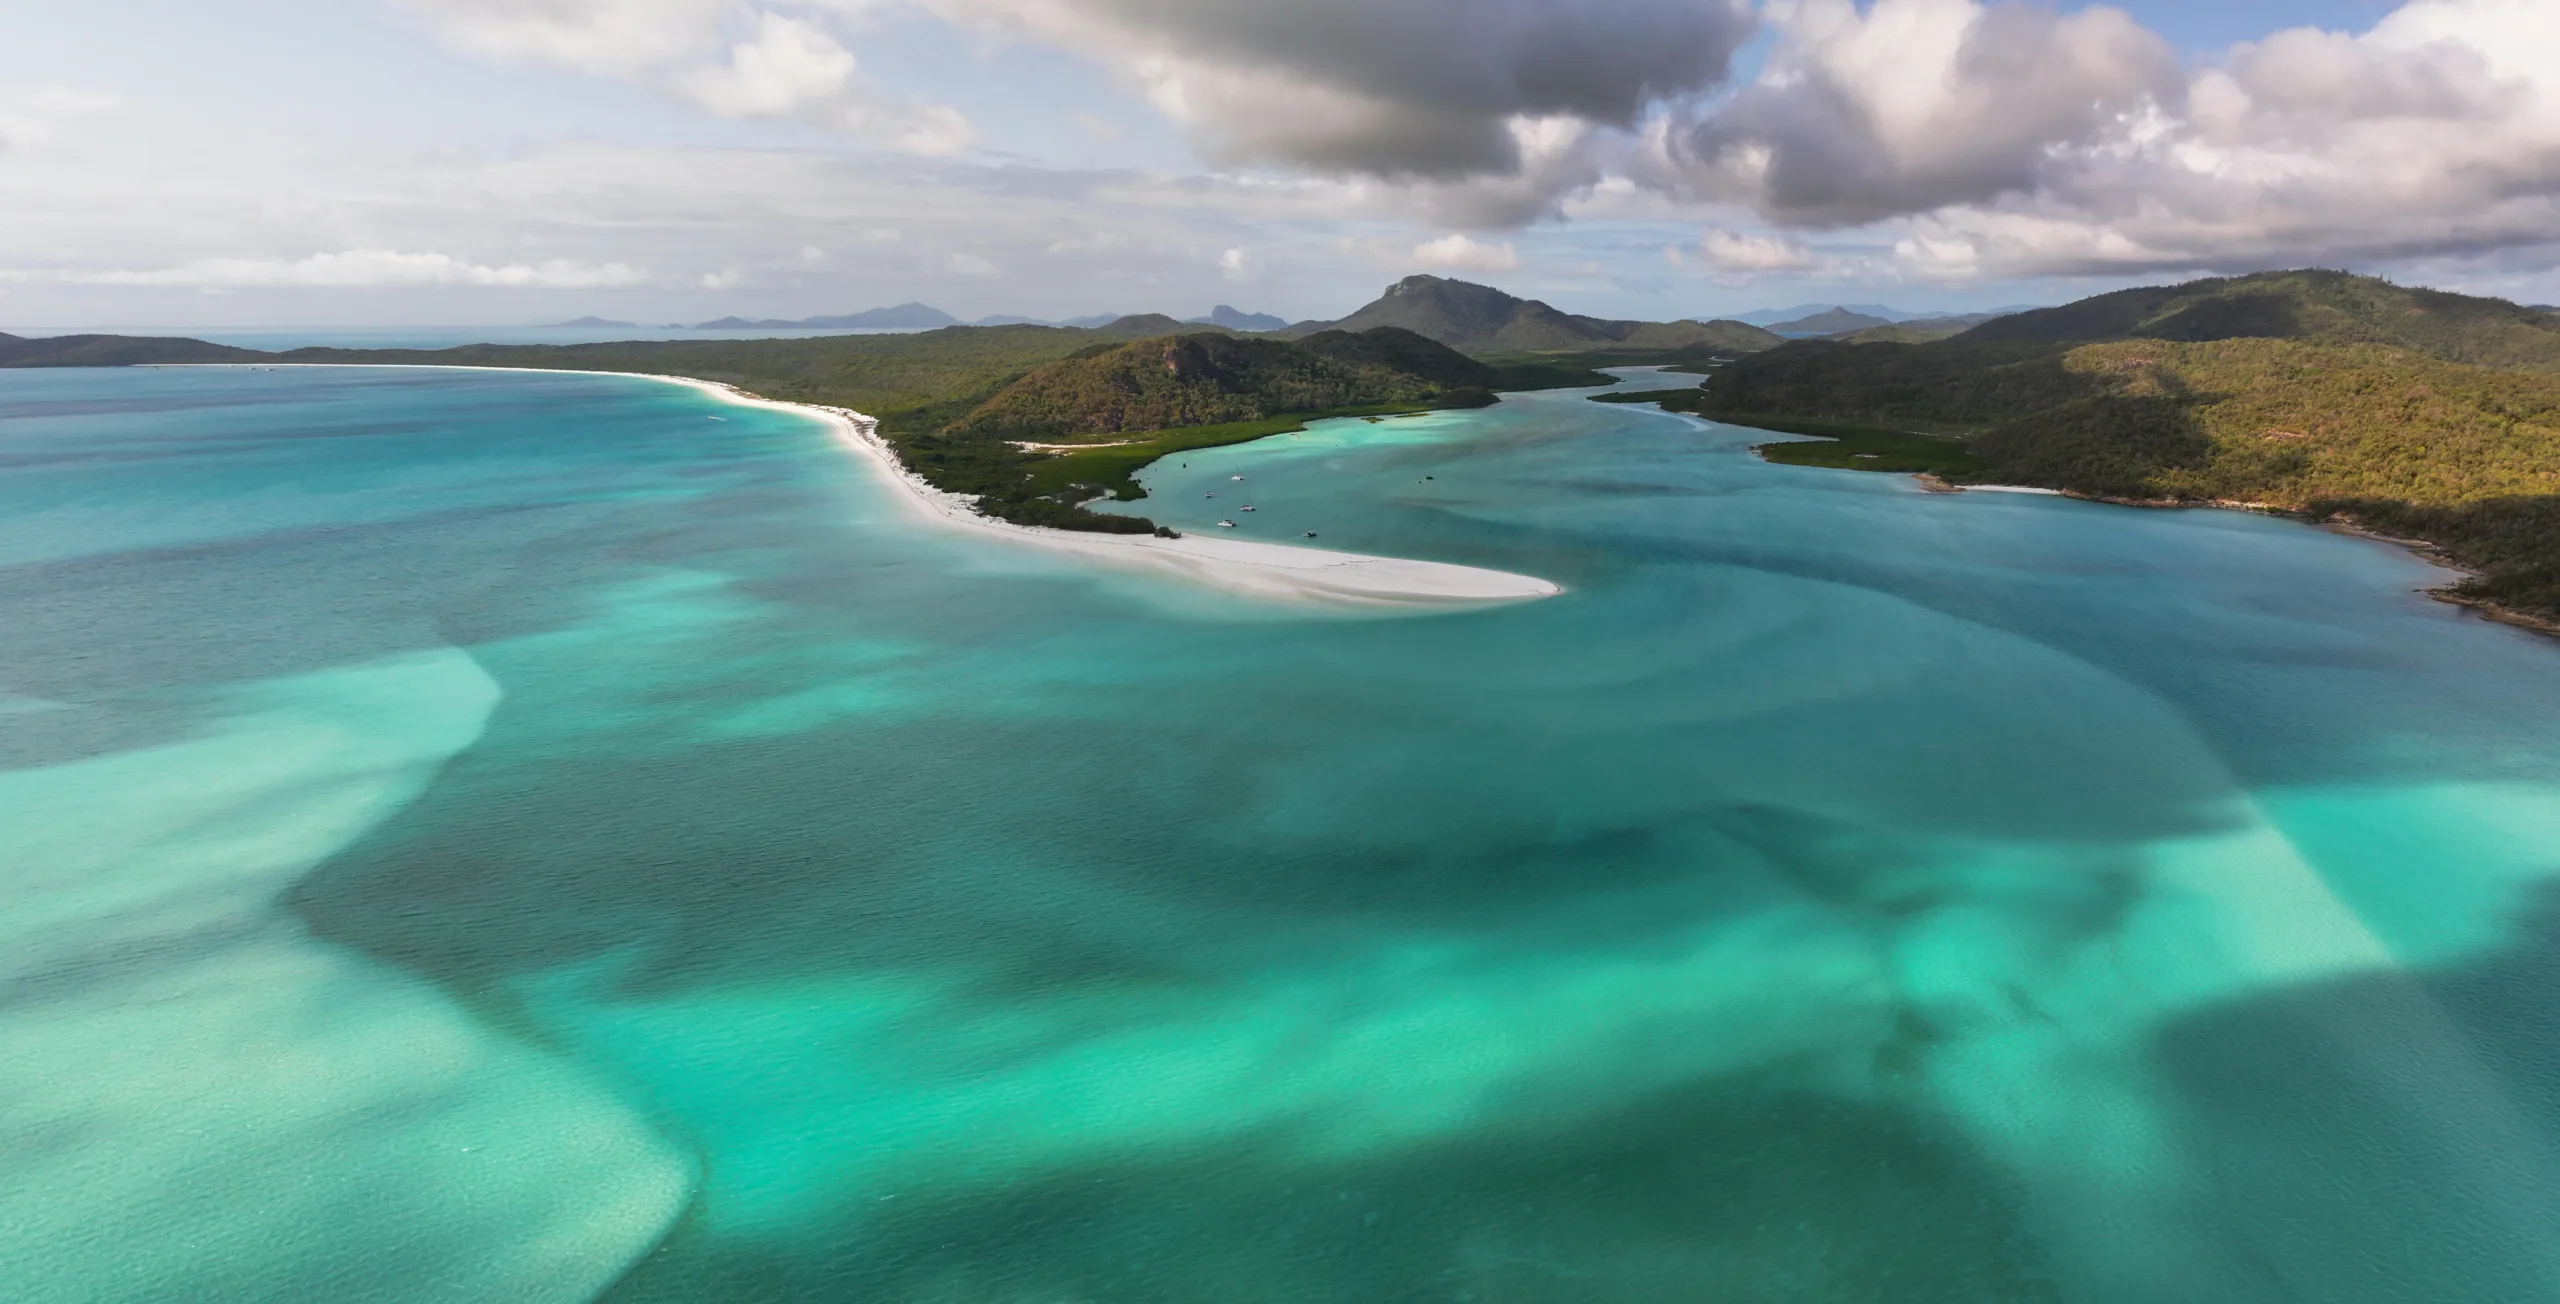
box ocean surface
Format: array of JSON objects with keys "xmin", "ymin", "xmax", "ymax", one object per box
[
  {"xmin": 8, "ymin": 364, "xmax": 2560, "ymax": 1302},
  {"xmin": 21, "ymin": 324, "xmax": 934, "ymax": 350}
]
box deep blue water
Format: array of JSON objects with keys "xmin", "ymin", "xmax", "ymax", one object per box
[{"xmin": 6, "ymin": 364, "xmax": 2560, "ymax": 1302}]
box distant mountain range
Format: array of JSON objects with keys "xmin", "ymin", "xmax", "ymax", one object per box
[
  {"xmin": 1733, "ymin": 303, "xmax": 1918, "ymax": 327},
  {"xmin": 1729, "ymin": 302, "xmax": 2045, "ymax": 328},
  {"xmin": 1186, "ymin": 305, "xmax": 1289, "ymax": 331},
  {"xmin": 569, "ymin": 303, "xmax": 1299, "ymax": 332},
  {"xmin": 1286, "ymin": 275, "xmax": 1781, "ymax": 355},
  {"xmin": 1829, "ymin": 313, "xmax": 2017, "ymax": 344},
  {"xmin": 1763, "ymin": 308, "xmax": 1897, "ymax": 336},
  {"xmin": 690, "ymin": 302, "xmax": 963, "ymax": 330}
]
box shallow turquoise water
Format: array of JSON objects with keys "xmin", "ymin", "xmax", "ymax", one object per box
[{"xmin": 8, "ymin": 365, "xmax": 2560, "ymax": 1301}]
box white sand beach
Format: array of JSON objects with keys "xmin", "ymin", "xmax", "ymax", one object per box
[
  {"xmin": 204, "ymin": 365, "xmax": 1562, "ymax": 607},
  {"xmin": 654, "ymin": 375, "xmax": 1565, "ymax": 608}
]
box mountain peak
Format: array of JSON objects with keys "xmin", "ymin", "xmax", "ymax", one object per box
[
  {"xmin": 1185, "ymin": 305, "xmax": 1289, "ymax": 331},
  {"xmin": 1766, "ymin": 307, "xmax": 1896, "ymax": 336},
  {"xmin": 1304, "ymin": 276, "xmax": 1782, "ymax": 356}
]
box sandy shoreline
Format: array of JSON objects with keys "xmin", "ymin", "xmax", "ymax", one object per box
[{"xmin": 212, "ymin": 364, "xmax": 1563, "ymax": 609}]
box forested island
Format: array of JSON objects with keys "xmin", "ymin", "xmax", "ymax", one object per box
[
  {"xmin": 2, "ymin": 277, "xmax": 1763, "ymax": 535},
  {"xmin": 1611, "ymin": 271, "xmax": 2560, "ymax": 630},
  {"xmin": 17, "ymin": 267, "xmax": 2559, "ymax": 630}
]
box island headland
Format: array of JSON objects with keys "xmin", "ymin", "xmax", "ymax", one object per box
[
  {"xmin": 3, "ymin": 277, "xmax": 1788, "ymax": 606},
  {"xmin": 1599, "ymin": 270, "xmax": 2560, "ymax": 634},
  {"xmin": 20, "ymin": 268, "xmax": 2560, "ymax": 632}
]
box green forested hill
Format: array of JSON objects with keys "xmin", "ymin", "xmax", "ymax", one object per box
[
  {"xmin": 1959, "ymin": 270, "xmax": 2560, "ymax": 375},
  {"xmin": 277, "ymin": 326, "xmax": 1110, "ymax": 417},
  {"xmin": 2, "ymin": 319, "xmax": 1606, "ymax": 535},
  {"xmin": 949, "ymin": 326, "xmax": 1603, "ymax": 442},
  {"xmin": 950, "ymin": 332, "xmax": 1443, "ymax": 440},
  {"xmin": 0, "ymin": 332, "xmax": 261, "ymax": 367},
  {"xmin": 1295, "ymin": 274, "xmax": 1784, "ymax": 356},
  {"xmin": 1676, "ymin": 271, "xmax": 2560, "ymax": 626}
]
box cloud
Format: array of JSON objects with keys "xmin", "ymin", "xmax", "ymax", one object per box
[
  {"xmin": 401, "ymin": 0, "xmax": 736, "ymax": 73},
  {"xmin": 1645, "ymin": 0, "xmax": 2560, "ymax": 278},
  {"xmin": 1046, "ymin": 231, "xmax": 1128, "ymax": 255},
  {"xmin": 922, "ymin": 0, "xmax": 1755, "ymax": 184},
  {"xmin": 1656, "ymin": 0, "xmax": 2178, "ymax": 226},
  {"xmin": 674, "ymin": 12, "xmax": 855, "ymax": 117},
  {"xmin": 405, "ymin": 1, "xmax": 974, "ymax": 153},
  {"xmin": 0, "ymin": 87, "xmax": 121, "ymax": 153},
  {"xmin": 83, "ymin": 250, "xmax": 656, "ymax": 290},
  {"xmin": 1697, "ymin": 230, "xmax": 1820, "ymax": 273},
  {"xmin": 1412, "ymin": 234, "xmax": 1520, "ymax": 273},
  {"xmin": 404, "ymin": 0, "xmax": 1749, "ymax": 221}
]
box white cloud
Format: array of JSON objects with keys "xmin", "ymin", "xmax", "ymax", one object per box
[
  {"xmin": 1697, "ymin": 230, "xmax": 1819, "ymax": 273},
  {"xmin": 1218, "ymin": 247, "xmax": 1255, "ymax": 282},
  {"xmin": 947, "ymin": 252, "xmax": 1000, "ymax": 276},
  {"xmin": 1657, "ymin": 0, "xmax": 2178, "ymax": 226},
  {"xmin": 674, "ymin": 12, "xmax": 856, "ymax": 117},
  {"xmin": 0, "ymin": 87, "xmax": 122, "ymax": 153},
  {"xmin": 1046, "ymin": 231, "xmax": 1127, "ymax": 255},
  {"xmin": 400, "ymin": 0, "xmax": 737, "ymax": 73},
  {"xmin": 83, "ymin": 250, "xmax": 656, "ymax": 290},
  {"xmin": 1412, "ymin": 234, "xmax": 1519, "ymax": 273},
  {"xmin": 1650, "ymin": 0, "xmax": 2560, "ymax": 279},
  {"xmin": 405, "ymin": 1, "xmax": 975, "ymax": 154}
]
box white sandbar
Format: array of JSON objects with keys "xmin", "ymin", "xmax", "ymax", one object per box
[
  {"xmin": 784, "ymin": 392, "xmax": 1562, "ymax": 607},
  {"xmin": 208, "ymin": 364, "xmax": 1561, "ymax": 607}
]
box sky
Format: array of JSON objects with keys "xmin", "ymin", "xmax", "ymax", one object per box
[{"xmin": 1, "ymin": 0, "xmax": 2552, "ymax": 329}]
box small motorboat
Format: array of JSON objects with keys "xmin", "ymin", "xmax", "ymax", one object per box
[
  {"xmin": 1240, "ymin": 505, "xmax": 1256, "ymax": 512},
  {"xmin": 1205, "ymin": 492, "xmax": 1215, "ymax": 498},
  {"xmin": 1230, "ymin": 475, "xmax": 1244, "ymax": 482},
  {"xmin": 1218, "ymin": 519, "xmax": 1237, "ymax": 528},
  {"xmin": 1304, "ymin": 532, "xmax": 1319, "ymax": 538}
]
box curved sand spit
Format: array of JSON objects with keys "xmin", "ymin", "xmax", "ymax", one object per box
[
  {"xmin": 692, "ymin": 381, "xmax": 1561, "ymax": 607},
  {"xmin": 261, "ymin": 365, "xmax": 1558, "ymax": 607}
]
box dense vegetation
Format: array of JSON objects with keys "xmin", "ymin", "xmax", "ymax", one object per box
[
  {"xmin": 952, "ymin": 331, "xmax": 1442, "ymax": 440},
  {"xmin": 1961, "ymin": 271, "xmax": 2560, "ymax": 374},
  {"xmin": 1016, "ymin": 408, "xmax": 1430, "ymax": 507},
  {"xmin": 281, "ymin": 323, "xmax": 1147, "ymax": 415},
  {"xmin": 0, "ymin": 332, "xmax": 259, "ymax": 366},
  {"xmin": 3, "ymin": 312, "xmax": 1622, "ymax": 533},
  {"xmin": 1595, "ymin": 389, "xmax": 1987, "ymax": 476},
  {"xmin": 8, "ymin": 276, "xmax": 1767, "ymax": 535},
  {"xmin": 1831, "ymin": 317, "xmax": 1998, "ymax": 345},
  {"xmin": 951, "ymin": 327, "xmax": 1599, "ymax": 441},
  {"xmin": 1683, "ymin": 271, "xmax": 2560, "ymax": 626},
  {"xmin": 936, "ymin": 327, "xmax": 1604, "ymax": 525},
  {"xmin": 151, "ymin": 320, "xmax": 1600, "ymax": 533}
]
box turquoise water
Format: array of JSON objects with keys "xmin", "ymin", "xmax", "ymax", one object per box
[{"xmin": 7, "ymin": 365, "xmax": 2560, "ymax": 1302}]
